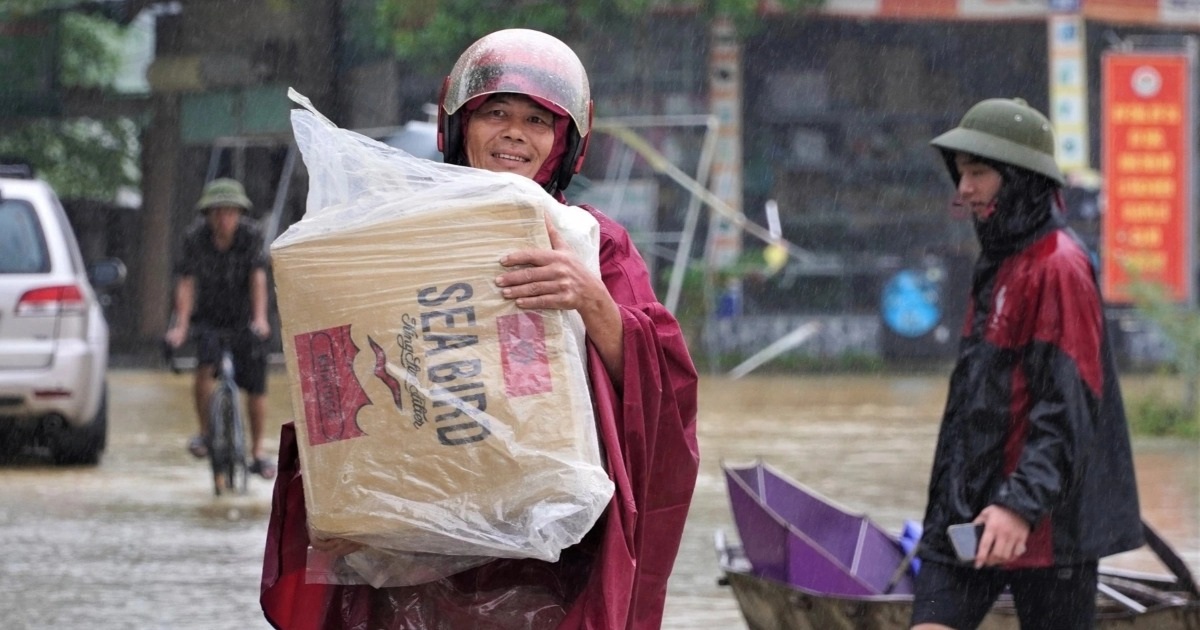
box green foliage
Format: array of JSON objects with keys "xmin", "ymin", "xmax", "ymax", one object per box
[
  {"xmin": 0, "ymin": 117, "xmax": 140, "ymax": 200},
  {"xmin": 1128, "ymin": 282, "xmax": 1200, "ymax": 366},
  {"xmin": 1126, "ymin": 280, "xmax": 1200, "ymax": 437},
  {"xmin": 60, "ymin": 12, "xmax": 123, "ymax": 87},
  {"xmin": 369, "ymin": 0, "xmax": 823, "ymax": 73},
  {"xmin": 374, "ymin": 0, "xmax": 574, "ymax": 73},
  {"xmin": 0, "ymin": 11, "xmax": 138, "ymax": 200},
  {"xmin": 1128, "ymin": 387, "xmax": 1200, "ymax": 438},
  {"xmin": 341, "ymin": 0, "xmax": 393, "ymax": 60},
  {"xmin": 0, "ymin": 0, "xmax": 135, "ymax": 21}
]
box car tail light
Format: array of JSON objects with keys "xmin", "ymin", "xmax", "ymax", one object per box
[{"xmin": 16, "ymin": 285, "xmax": 87, "ymax": 316}]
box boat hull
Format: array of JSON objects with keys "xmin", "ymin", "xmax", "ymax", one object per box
[
  {"xmin": 719, "ymin": 460, "xmax": 1200, "ymax": 630},
  {"xmin": 722, "ymin": 568, "xmax": 1200, "ymax": 630}
]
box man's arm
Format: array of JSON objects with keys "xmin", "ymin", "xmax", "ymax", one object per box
[
  {"xmin": 250, "ymin": 267, "xmax": 270, "ymax": 339},
  {"xmin": 496, "ymin": 216, "xmax": 624, "ymax": 385},
  {"xmin": 578, "ymin": 293, "xmax": 623, "ymax": 384},
  {"xmin": 164, "ymin": 276, "xmax": 195, "ymax": 348}
]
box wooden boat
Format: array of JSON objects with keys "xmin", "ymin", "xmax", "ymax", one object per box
[{"xmin": 717, "ymin": 460, "xmax": 1200, "ymax": 630}]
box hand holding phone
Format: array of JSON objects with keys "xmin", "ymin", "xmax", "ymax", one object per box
[{"xmin": 948, "ymin": 522, "xmax": 984, "ymax": 564}]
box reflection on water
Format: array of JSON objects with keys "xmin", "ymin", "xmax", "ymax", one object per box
[{"xmin": 0, "ymin": 370, "xmax": 1194, "ymax": 629}]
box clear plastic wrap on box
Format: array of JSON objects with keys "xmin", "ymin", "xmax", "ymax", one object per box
[{"xmin": 272, "ymin": 90, "xmax": 613, "ymax": 587}]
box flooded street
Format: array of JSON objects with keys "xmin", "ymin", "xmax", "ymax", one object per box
[
  {"xmin": 0, "ymin": 368, "xmax": 286, "ymax": 629},
  {"xmin": 0, "ymin": 368, "xmax": 1196, "ymax": 629}
]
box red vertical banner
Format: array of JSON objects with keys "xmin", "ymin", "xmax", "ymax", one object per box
[{"xmin": 1101, "ymin": 52, "xmax": 1194, "ymax": 304}]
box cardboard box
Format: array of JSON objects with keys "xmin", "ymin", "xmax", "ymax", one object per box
[{"xmin": 272, "ymin": 196, "xmax": 611, "ymax": 561}]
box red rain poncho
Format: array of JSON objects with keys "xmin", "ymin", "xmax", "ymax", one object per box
[{"xmin": 260, "ymin": 205, "xmax": 700, "ymax": 629}]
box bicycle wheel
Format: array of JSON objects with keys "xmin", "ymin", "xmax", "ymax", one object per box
[
  {"xmin": 208, "ymin": 381, "xmax": 248, "ymax": 495},
  {"xmin": 226, "ymin": 384, "xmax": 249, "ymax": 494}
]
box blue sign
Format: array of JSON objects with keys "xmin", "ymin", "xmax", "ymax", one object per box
[{"xmin": 881, "ymin": 270, "xmax": 941, "ymax": 338}]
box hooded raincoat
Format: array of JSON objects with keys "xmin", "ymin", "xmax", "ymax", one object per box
[
  {"xmin": 260, "ymin": 204, "xmax": 700, "ymax": 629},
  {"xmin": 917, "ymin": 170, "xmax": 1143, "ymax": 569}
]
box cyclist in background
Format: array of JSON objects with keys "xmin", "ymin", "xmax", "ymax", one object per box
[{"xmin": 164, "ymin": 177, "xmax": 276, "ymax": 480}]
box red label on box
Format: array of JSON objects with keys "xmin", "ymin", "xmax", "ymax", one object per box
[
  {"xmin": 294, "ymin": 325, "xmax": 369, "ymax": 446},
  {"xmin": 497, "ymin": 312, "xmax": 552, "ymax": 397}
]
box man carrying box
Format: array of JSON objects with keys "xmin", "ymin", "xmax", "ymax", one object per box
[{"xmin": 261, "ymin": 28, "xmax": 700, "ymax": 630}]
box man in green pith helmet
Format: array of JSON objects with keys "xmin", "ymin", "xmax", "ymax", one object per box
[
  {"xmin": 909, "ymin": 98, "xmax": 1143, "ymax": 630},
  {"xmin": 164, "ymin": 178, "xmax": 276, "ymax": 480}
]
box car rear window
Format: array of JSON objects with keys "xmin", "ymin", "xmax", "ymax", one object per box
[{"xmin": 0, "ymin": 199, "xmax": 50, "ymax": 273}]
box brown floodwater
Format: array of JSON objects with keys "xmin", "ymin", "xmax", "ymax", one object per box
[{"xmin": 0, "ymin": 369, "xmax": 1194, "ymax": 629}]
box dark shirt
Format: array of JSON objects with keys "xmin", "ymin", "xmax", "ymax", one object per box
[{"xmin": 175, "ymin": 217, "xmax": 268, "ymax": 329}]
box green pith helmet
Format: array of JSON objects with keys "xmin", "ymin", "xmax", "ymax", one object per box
[
  {"xmin": 930, "ymin": 98, "xmax": 1064, "ymax": 185},
  {"xmin": 195, "ymin": 178, "xmax": 252, "ymax": 213}
]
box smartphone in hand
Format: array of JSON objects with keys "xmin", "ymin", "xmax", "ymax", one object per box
[{"xmin": 948, "ymin": 523, "xmax": 984, "ymax": 563}]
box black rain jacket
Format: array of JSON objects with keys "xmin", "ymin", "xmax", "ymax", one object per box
[{"xmin": 918, "ymin": 167, "xmax": 1144, "ymax": 568}]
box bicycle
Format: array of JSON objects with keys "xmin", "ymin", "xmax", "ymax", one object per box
[{"xmin": 165, "ymin": 328, "xmax": 249, "ymax": 496}]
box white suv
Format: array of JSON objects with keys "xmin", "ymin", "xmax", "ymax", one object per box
[{"xmin": 0, "ymin": 163, "xmax": 124, "ymax": 465}]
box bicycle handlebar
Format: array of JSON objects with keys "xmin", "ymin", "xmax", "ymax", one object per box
[
  {"xmin": 162, "ymin": 340, "xmax": 185, "ymax": 375},
  {"xmin": 162, "ymin": 326, "xmax": 247, "ymax": 375}
]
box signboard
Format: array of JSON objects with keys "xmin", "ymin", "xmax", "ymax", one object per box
[
  {"xmin": 1101, "ymin": 51, "xmax": 1195, "ymax": 304},
  {"xmin": 180, "ymin": 85, "xmax": 292, "ymax": 144},
  {"xmin": 1048, "ymin": 14, "xmax": 1090, "ymax": 173},
  {"xmin": 705, "ymin": 17, "xmax": 744, "ymax": 269},
  {"xmin": 757, "ymin": 0, "xmax": 1200, "ymax": 25},
  {"xmin": 1086, "ymin": 0, "xmax": 1200, "ymax": 26},
  {"xmin": 770, "ymin": 0, "xmax": 1050, "ymax": 18},
  {"xmin": 881, "ymin": 269, "xmax": 941, "ymax": 339}
]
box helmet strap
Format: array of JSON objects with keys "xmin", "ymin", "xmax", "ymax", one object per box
[
  {"xmin": 437, "ymin": 77, "xmax": 470, "ymax": 166},
  {"xmin": 553, "ymin": 101, "xmax": 593, "ymax": 195}
]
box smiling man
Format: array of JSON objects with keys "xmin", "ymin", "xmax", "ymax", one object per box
[
  {"xmin": 462, "ymin": 94, "xmax": 557, "ymax": 180},
  {"xmin": 261, "ymin": 29, "xmax": 700, "ymax": 630}
]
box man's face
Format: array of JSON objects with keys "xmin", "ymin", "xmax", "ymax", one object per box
[
  {"xmin": 464, "ymin": 94, "xmax": 557, "ymax": 181},
  {"xmin": 205, "ymin": 205, "xmax": 242, "ymax": 242},
  {"xmin": 954, "ymin": 153, "xmax": 1002, "ymax": 220}
]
